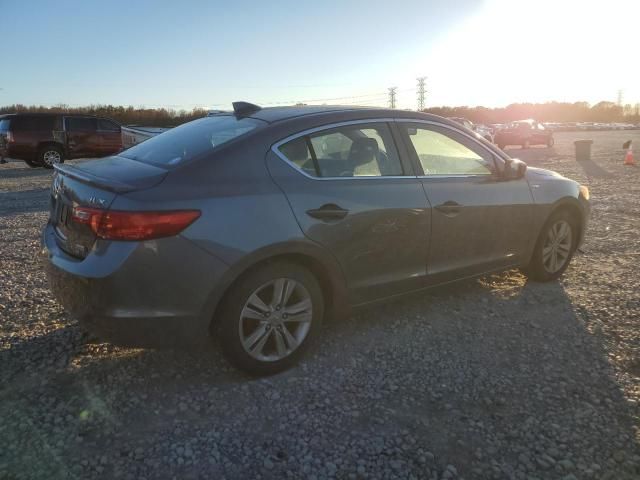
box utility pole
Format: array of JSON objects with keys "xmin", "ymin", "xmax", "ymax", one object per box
[
  {"xmin": 388, "ymin": 87, "xmax": 397, "ymax": 109},
  {"xmin": 417, "ymin": 77, "xmax": 426, "ymax": 111}
]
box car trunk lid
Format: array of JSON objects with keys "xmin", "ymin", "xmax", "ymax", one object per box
[{"xmin": 50, "ymin": 157, "xmax": 169, "ymax": 258}]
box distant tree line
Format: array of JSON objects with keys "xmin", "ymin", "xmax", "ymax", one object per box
[
  {"xmin": 424, "ymin": 101, "xmax": 640, "ymax": 124},
  {"xmin": 2, "ymin": 100, "xmax": 640, "ymax": 126},
  {"xmin": 0, "ymin": 104, "xmax": 208, "ymax": 127}
]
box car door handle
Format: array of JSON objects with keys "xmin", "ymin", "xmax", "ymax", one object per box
[
  {"xmin": 306, "ymin": 204, "xmax": 349, "ymax": 221},
  {"xmin": 434, "ymin": 201, "xmax": 462, "ymax": 217}
]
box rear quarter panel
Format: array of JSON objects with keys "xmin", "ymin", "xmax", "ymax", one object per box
[{"xmin": 112, "ymin": 137, "xmax": 350, "ymax": 320}]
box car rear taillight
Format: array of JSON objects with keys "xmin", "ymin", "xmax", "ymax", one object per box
[{"xmin": 71, "ymin": 207, "xmax": 200, "ymax": 241}]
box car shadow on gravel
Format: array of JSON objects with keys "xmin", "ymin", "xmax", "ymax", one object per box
[
  {"xmin": 3, "ymin": 271, "xmax": 638, "ymax": 479},
  {"xmin": 0, "ymin": 188, "xmax": 50, "ymax": 216},
  {"xmin": 0, "ymin": 164, "xmax": 51, "ymax": 180}
]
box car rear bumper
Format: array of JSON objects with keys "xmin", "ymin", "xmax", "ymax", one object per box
[{"xmin": 42, "ymin": 222, "xmax": 230, "ymax": 347}]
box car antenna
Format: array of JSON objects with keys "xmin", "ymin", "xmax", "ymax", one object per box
[{"xmin": 232, "ymin": 101, "xmax": 262, "ymax": 117}]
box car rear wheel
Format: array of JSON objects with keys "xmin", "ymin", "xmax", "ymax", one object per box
[
  {"xmin": 39, "ymin": 146, "xmax": 64, "ymax": 169},
  {"xmin": 216, "ymin": 262, "xmax": 324, "ymax": 375},
  {"xmin": 523, "ymin": 210, "xmax": 577, "ymax": 282}
]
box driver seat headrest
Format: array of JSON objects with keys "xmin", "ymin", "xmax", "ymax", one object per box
[{"xmin": 349, "ymin": 138, "xmax": 378, "ymax": 166}]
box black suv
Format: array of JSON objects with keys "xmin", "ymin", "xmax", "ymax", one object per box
[{"xmin": 0, "ymin": 113, "xmax": 122, "ymax": 168}]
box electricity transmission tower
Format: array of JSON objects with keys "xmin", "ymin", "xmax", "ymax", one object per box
[
  {"xmin": 417, "ymin": 77, "xmax": 426, "ymax": 111},
  {"xmin": 388, "ymin": 87, "xmax": 397, "ymax": 109}
]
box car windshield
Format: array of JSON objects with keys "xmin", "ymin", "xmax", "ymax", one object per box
[{"xmin": 120, "ymin": 115, "xmax": 264, "ymax": 167}]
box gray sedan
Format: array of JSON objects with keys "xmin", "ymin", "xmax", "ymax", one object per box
[{"xmin": 43, "ymin": 103, "xmax": 590, "ymax": 375}]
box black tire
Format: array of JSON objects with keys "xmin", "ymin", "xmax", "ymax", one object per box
[
  {"xmin": 24, "ymin": 159, "xmax": 42, "ymax": 168},
  {"xmin": 38, "ymin": 145, "xmax": 64, "ymax": 169},
  {"xmin": 547, "ymin": 136, "xmax": 555, "ymax": 147},
  {"xmin": 523, "ymin": 210, "xmax": 578, "ymax": 282},
  {"xmin": 216, "ymin": 261, "xmax": 324, "ymax": 375}
]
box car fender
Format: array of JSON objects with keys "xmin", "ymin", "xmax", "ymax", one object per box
[
  {"xmin": 197, "ymin": 238, "xmax": 350, "ymax": 335},
  {"xmin": 525, "ymin": 175, "xmax": 586, "ymax": 262}
]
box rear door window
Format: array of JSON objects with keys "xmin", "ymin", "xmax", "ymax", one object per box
[
  {"xmin": 0, "ymin": 118, "xmax": 10, "ymax": 131},
  {"xmin": 66, "ymin": 117, "xmax": 97, "ymax": 132},
  {"xmin": 278, "ymin": 123, "xmax": 403, "ymax": 177}
]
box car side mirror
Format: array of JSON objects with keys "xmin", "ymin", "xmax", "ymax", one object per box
[{"xmin": 503, "ymin": 158, "xmax": 527, "ymax": 180}]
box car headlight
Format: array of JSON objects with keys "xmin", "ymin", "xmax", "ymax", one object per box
[{"xmin": 579, "ymin": 185, "xmax": 590, "ymax": 201}]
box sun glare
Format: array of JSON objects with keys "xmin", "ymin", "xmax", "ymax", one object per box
[{"xmin": 419, "ymin": 0, "xmax": 640, "ymax": 107}]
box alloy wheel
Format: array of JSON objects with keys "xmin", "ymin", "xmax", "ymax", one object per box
[
  {"xmin": 239, "ymin": 278, "xmax": 313, "ymax": 362},
  {"xmin": 542, "ymin": 220, "xmax": 572, "ymax": 273},
  {"xmin": 43, "ymin": 150, "xmax": 61, "ymax": 166}
]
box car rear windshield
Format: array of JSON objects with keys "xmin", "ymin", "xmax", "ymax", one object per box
[{"xmin": 120, "ymin": 115, "xmax": 264, "ymax": 167}]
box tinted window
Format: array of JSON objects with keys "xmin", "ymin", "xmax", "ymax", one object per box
[
  {"xmin": 0, "ymin": 118, "xmax": 10, "ymax": 132},
  {"xmin": 279, "ymin": 123, "xmax": 403, "ymax": 177},
  {"xmin": 404, "ymin": 126, "xmax": 494, "ymax": 175},
  {"xmin": 97, "ymin": 119, "xmax": 120, "ymax": 132},
  {"xmin": 66, "ymin": 117, "xmax": 97, "ymax": 132},
  {"xmin": 12, "ymin": 115, "xmax": 56, "ymax": 131},
  {"xmin": 120, "ymin": 115, "xmax": 263, "ymax": 167}
]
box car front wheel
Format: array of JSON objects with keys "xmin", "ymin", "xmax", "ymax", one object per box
[
  {"xmin": 523, "ymin": 210, "xmax": 577, "ymax": 281},
  {"xmin": 217, "ymin": 262, "xmax": 324, "ymax": 375}
]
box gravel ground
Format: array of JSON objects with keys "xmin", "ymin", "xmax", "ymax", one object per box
[{"xmin": 0, "ymin": 132, "xmax": 639, "ymax": 480}]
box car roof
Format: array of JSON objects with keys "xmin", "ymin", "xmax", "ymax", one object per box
[{"xmin": 245, "ymin": 104, "xmax": 451, "ymax": 125}]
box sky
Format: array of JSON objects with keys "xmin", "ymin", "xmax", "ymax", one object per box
[{"xmin": 2, "ymin": 0, "xmax": 638, "ymax": 111}]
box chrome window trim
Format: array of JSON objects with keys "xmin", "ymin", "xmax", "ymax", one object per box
[
  {"xmin": 271, "ymin": 118, "xmax": 416, "ymax": 181},
  {"xmin": 393, "ymin": 118, "xmax": 507, "ymax": 179}
]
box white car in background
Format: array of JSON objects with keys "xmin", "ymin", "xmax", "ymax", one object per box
[{"xmin": 447, "ymin": 117, "xmax": 495, "ymax": 143}]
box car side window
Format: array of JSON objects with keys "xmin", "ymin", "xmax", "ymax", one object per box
[
  {"xmin": 278, "ymin": 123, "xmax": 403, "ymax": 178},
  {"xmin": 11, "ymin": 116, "xmax": 56, "ymax": 131},
  {"xmin": 278, "ymin": 138, "xmax": 316, "ymax": 176},
  {"xmin": 97, "ymin": 119, "xmax": 120, "ymax": 132},
  {"xmin": 403, "ymin": 125, "xmax": 494, "ymax": 176},
  {"xmin": 66, "ymin": 117, "xmax": 97, "ymax": 132}
]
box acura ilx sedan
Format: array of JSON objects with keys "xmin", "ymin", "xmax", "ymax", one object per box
[{"xmin": 43, "ymin": 102, "xmax": 590, "ymax": 375}]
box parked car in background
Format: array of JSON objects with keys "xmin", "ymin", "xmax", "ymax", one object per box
[
  {"xmin": 121, "ymin": 125, "xmax": 170, "ymax": 149},
  {"xmin": 447, "ymin": 117, "xmax": 494, "ymax": 143},
  {"xmin": 0, "ymin": 113, "xmax": 122, "ymax": 168},
  {"xmin": 43, "ymin": 102, "xmax": 590, "ymax": 375},
  {"xmin": 494, "ymin": 119, "xmax": 554, "ymax": 149}
]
